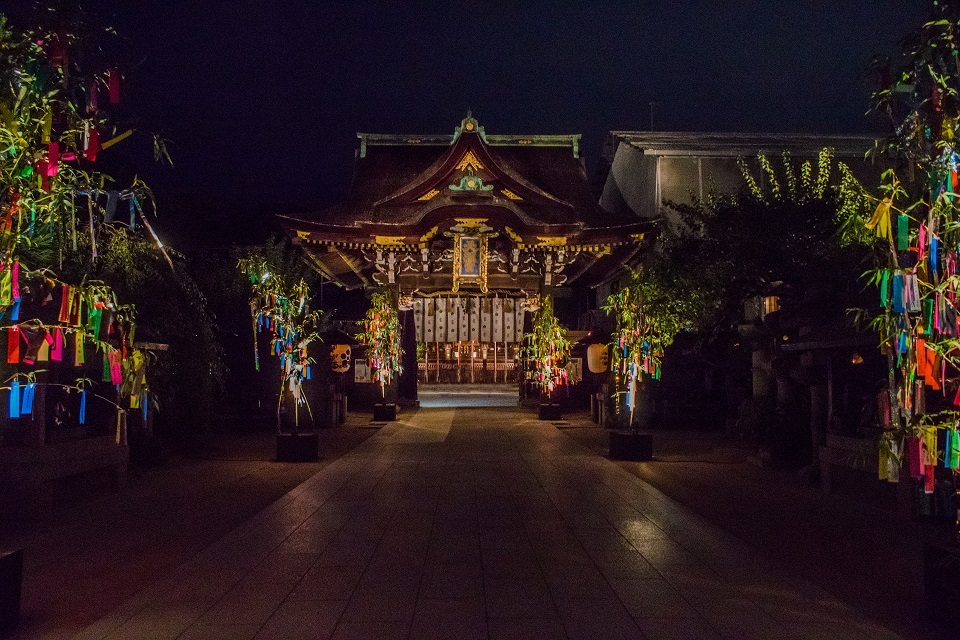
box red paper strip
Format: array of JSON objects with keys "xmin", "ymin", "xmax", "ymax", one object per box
[
  {"xmin": 908, "ymin": 437, "xmax": 923, "ymax": 479},
  {"xmin": 50, "ymin": 327, "xmax": 63, "ymax": 362},
  {"xmin": 7, "ymin": 327, "xmax": 20, "ymax": 363},
  {"xmin": 86, "ymin": 128, "xmax": 100, "ymax": 162},
  {"xmin": 58, "ymin": 285, "xmax": 70, "ymax": 323},
  {"xmin": 47, "ymin": 142, "xmax": 59, "ymax": 176},
  {"xmin": 108, "ymin": 350, "xmax": 122, "ymax": 385},
  {"xmin": 108, "ymin": 68, "xmax": 121, "ymax": 104},
  {"xmin": 925, "ymin": 464, "xmax": 936, "ymax": 493}
]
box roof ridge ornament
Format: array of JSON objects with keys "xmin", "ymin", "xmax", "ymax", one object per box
[
  {"xmin": 449, "ymin": 171, "xmax": 494, "ymax": 192},
  {"xmin": 453, "ymin": 111, "xmax": 486, "ymax": 143}
]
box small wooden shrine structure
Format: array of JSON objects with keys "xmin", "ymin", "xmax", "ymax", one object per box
[{"xmin": 281, "ymin": 114, "xmax": 652, "ymax": 401}]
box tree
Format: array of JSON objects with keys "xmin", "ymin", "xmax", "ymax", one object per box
[
  {"xmin": 612, "ymin": 151, "xmax": 873, "ymax": 442},
  {"xmin": 525, "ymin": 294, "xmax": 570, "ymax": 399},
  {"xmin": 603, "ymin": 268, "xmax": 699, "ymax": 429},
  {"xmin": 664, "ymin": 150, "xmax": 871, "ymax": 339},
  {"xmin": 0, "ymin": 10, "xmax": 220, "ymax": 454},
  {"xmin": 238, "ymin": 241, "xmax": 323, "ymax": 432},
  {"xmin": 356, "ymin": 289, "xmax": 402, "ymax": 399},
  {"xmin": 845, "ymin": 1, "xmax": 960, "ymax": 540}
]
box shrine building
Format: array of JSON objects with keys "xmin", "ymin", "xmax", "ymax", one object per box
[{"xmin": 280, "ymin": 114, "xmax": 652, "ymax": 403}]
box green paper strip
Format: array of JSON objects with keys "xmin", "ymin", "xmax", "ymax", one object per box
[
  {"xmin": 86, "ymin": 307, "xmax": 102, "ymax": 334},
  {"xmin": 0, "ymin": 269, "xmax": 10, "ymax": 307},
  {"xmin": 926, "ymin": 299, "xmax": 935, "ymax": 334},
  {"xmin": 880, "ymin": 269, "xmax": 890, "ymax": 308},
  {"xmin": 950, "ymin": 429, "xmax": 960, "ymax": 469},
  {"xmin": 897, "ymin": 214, "xmax": 909, "ymax": 251}
]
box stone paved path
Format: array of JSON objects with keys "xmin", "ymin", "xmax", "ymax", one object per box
[{"xmin": 76, "ymin": 407, "xmax": 902, "ymax": 640}]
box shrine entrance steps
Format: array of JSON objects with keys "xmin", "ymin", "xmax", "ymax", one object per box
[{"xmin": 417, "ymin": 383, "xmax": 517, "ymax": 408}]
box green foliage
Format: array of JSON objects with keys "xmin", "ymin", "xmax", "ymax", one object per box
[
  {"xmin": 356, "ymin": 289, "xmax": 403, "ymax": 396},
  {"xmin": 662, "ymin": 150, "xmax": 873, "ymax": 338},
  {"xmin": 95, "ymin": 227, "xmax": 225, "ymax": 442},
  {"xmin": 239, "ymin": 240, "xmax": 323, "ymax": 430},
  {"xmin": 0, "ymin": 11, "xmax": 223, "ymax": 451},
  {"xmin": 603, "ymin": 268, "xmax": 696, "ymax": 383},
  {"xmin": 525, "ymin": 295, "xmax": 570, "ymax": 392},
  {"xmin": 851, "ymin": 3, "xmax": 960, "ymax": 440}
]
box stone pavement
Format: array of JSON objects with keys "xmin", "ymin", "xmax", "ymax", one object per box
[{"xmin": 75, "ymin": 407, "xmax": 902, "ymax": 640}]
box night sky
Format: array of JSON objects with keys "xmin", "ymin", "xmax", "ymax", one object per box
[{"xmin": 7, "ymin": 1, "xmax": 932, "ymax": 247}]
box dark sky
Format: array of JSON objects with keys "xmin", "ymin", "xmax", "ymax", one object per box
[{"xmin": 7, "ymin": 1, "xmax": 931, "ymax": 245}]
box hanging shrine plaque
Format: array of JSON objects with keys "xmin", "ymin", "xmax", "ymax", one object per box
[{"xmin": 453, "ymin": 234, "xmax": 488, "ymax": 292}]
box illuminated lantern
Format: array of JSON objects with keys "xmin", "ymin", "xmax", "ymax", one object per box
[
  {"xmin": 587, "ymin": 343, "xmax": 609, "ymax": 373},
  {"xmin": 330, "ymin": 344, "xmax": 351, "ymax": 373}
]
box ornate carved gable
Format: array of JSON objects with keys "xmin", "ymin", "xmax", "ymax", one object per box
[{"xmin": 374, "ymin": 114, "xmax": 569, "ymax": 212}]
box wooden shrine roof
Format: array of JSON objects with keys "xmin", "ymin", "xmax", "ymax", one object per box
[{"xmin": 281, "ymin": 115, "xmax": 646, "ymax": 239}]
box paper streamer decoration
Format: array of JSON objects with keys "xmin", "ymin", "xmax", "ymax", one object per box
[
  {"xmin": 948, "ymin": 429, "xmax": 960, "ymax": 469},
  {"xmin": 0, "ymin": 266, "xmax": 10, "ymax": 307},
  {"xmin": 20, "ymin": 382, "xmax": 34, "ymax": 415},
  {"xmin": 892, "ymin": 272, "xmax": 905, "ymax": 313},
  {"xmin": 865, "ymin": 198, "xmax": 892, "ymax": 239},
  {"xmin": 22, "ymin": 328, "xmax": 47, "ymax": 365},
  {"xmin": 47, "ymin": 142, "xmax": 59, "ymax": 177},
  {"xmin": 37, "ymin": 333, "xmax": 51, "ymax": 362},
  {"xmin": 58, "ymin": 285, "xmax": 70, "ymax": 323},
  {"xmin": 74, "ymin": 332, "xmax": 84, "ymax": 366},
  {"xmin": 7, "ymin": 327, "xmax": 19, "ymax": 363},
  {"xmin": 110, "ymin": 351, "xmax": 123, "ymax": 385},
  {"xmin": 78, "ymin": 390, "xmax": 86, "ymax": 425},
  {"xmin": 907, "ymin": 437, "xmax": 923, "ymax": 479},
  {"xmin": 50, "ymin": 328, "xmax": 63, "ymax": 361},
  {"xmin": 897, "ymin": 214, "xmax": 909, "ymax": 250},
  {"xmin": 8, "ymin": 380, "xmax": 19, "ymax": 419},
  {"xmin": 11, "ymin": 261, "xmax": 19, "ymax": 301}
]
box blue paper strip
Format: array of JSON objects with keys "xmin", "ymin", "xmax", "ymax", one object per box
[
  {"xmin": 78, "ymin": 390, "xmax": 86, "ymax": 424},
  {"xmin": 21, "ymin": 382, "xmax": 34, "ymax": 415},
  {"xmin": 946, "ymin": 430, "xmax": 953, "ymax": 469},
  {"xmin": 892, "ymin": 273, "xmax": 905, "ymax": 312},
  {"xmin": 9, "ymin": 380, "xmax": 20, "ymax": 419}
]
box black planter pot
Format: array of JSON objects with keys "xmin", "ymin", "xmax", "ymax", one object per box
[
  {"xmin": 537, "ymin": 403, "xmax": 563, "ymax": 420},
  {"xmin": 276, "ymin": 432, "xmax": 319, "ymax": 462},
  {"xmin": 373, "ymin": 403, "xmax": 397, "ymax": 422},
  {"xmin": 608, "ymin": 431, "xmax": 653, "ymax": 461}
]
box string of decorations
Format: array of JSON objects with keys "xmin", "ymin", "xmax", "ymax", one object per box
[
  {"xmin": 524, "ymin": 294, "xmax": 570, "ymax": 395},
  {"xmin": 0, "ymin": 16, "xmax": 164, "ymax": 435},
  {"xmin": 239, "ymin": 256, "xmax": 321, "ymax": 429},
  {"xmin": 356, "ymin": 289, "xmax": 403, "ymax": 397},
  {"xmin": 603, "ymin": 269, "xmax": 688, "ymax": 428}
]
